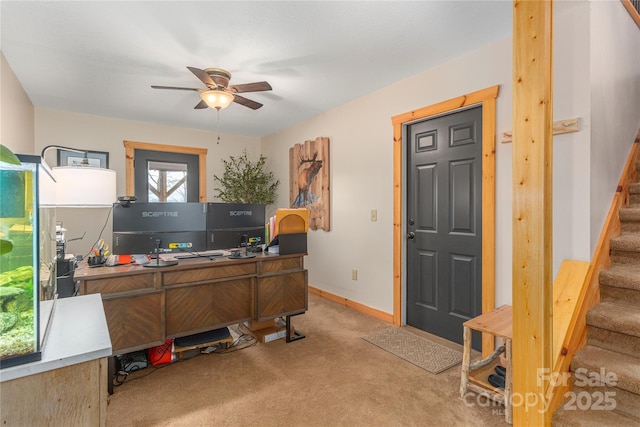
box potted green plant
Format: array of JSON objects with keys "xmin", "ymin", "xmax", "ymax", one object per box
[{"xmin": 213, "ymin": 150, "xmax": 279, "ymax": 204}]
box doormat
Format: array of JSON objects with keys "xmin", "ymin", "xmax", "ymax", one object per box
[{"xmin": 362, "ymin": 327, "xmax": 462, "ymax": 374}]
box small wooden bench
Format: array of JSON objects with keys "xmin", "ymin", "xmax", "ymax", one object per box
[{"xmin": 460, "ymin": 305, "xmax": 513, "ymax": 424}]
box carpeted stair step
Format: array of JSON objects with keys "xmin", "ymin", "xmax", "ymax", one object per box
[
  {"xmin": 629, "ymin": 182, "xmax": 640, "ymax": 207},
  {"xmin": 599, "ymin": 266, "xmax": 640, "ymax": 308},
  {"xmin": 571, "ymin": 345, "xmax": 640, "ymax": 397},
  {"xmin": 570, "ymin": 345, "xmax": 640, "ymax": 421},
  {"xmin": 588, "ymin": 326, "xmax": 640, "ymax": 360},
  {"xmin": 587, "ymin": 302, "xmax": 640, "ymax": 339},
  {"xmin": 586, "ymin": 300, "xmax": 640, "ymax": 360},
  {"xmin": 552, "ymin": 404, "xmax": 640, "ymax": 426},
  {"xmin": 571, "ymin": 382, "xmax": 640, "ymax": 420},
  {"xmin": 620, "ymin": 208, "xmax": 640, "ymax": 233},
  {"xmin": 610, "ymin": 234, "xmax": 640, "ymax": 265}
]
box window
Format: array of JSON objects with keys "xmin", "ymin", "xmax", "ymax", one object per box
[
  {"xmin": 124, "ymin": 141, "xmax": 207, "ymax": 203},
  {"xmin": 147, "ymin": 161, "xmax": 188, "ymax": 202}
]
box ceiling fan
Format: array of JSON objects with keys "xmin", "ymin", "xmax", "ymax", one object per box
[{"xmin": 151, "ymin": 66, "xmax": 272, "ymax": 110}]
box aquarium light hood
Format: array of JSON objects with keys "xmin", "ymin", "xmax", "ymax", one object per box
[{"xmin": 41, "ymin": 145, "xmax": 117, "ymax": 207}]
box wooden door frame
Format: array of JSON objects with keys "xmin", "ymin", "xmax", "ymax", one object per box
[
  {"xmin": 391, "ymin": 85, "xmax": 499, "ymax": 354},
  {"xmin": 123, "ymin": 140, "xmax": 208, "ymax": 202}
]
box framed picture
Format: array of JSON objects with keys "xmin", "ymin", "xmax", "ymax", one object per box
[{"xmin": 57, "ymin": 149, "xmax": 109, "ymax": 168}]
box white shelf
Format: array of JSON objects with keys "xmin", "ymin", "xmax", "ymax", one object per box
[{"xmin": 0, "ymin": 294, "xmax": 112, "ymax": 382}]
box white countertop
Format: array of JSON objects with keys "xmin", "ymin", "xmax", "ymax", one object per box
[{"xmin": 0, "ymin": 294, "xmax": 112, "ymax": 382}]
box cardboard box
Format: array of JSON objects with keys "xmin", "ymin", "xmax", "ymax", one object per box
[
  {"xmin": 243, "ymin": 319, "xmax": 275, "ymax": 331},
  {"xmin": 248, "ymin": 324, "xmax": 294, "ymax": 343}
]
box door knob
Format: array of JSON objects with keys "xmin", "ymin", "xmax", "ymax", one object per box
[{"xmin": 407, "ymin": 232, "xmax": 415, "ymax": 240}]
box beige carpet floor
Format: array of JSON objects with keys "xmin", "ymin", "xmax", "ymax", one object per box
[{"xmin": 107, "ymin": 293, "xmax": 509, "ymax": 427}]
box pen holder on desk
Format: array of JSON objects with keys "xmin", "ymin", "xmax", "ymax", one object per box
[{"xmin": 88, "ymin": 255, "xmax": 105, "ymax": 266}]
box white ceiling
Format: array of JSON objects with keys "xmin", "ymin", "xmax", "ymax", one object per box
[{"xmin": 1, "ymin": 1, "xmax": 512, "ymax": 138}]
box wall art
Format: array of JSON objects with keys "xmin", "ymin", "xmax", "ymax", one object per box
[
  {"xmin": 57, "ymin": 149, "xmax": 109, "ymax": 168},
  {"xmin": 289, "ymin": 136, "xmax": 330, "ymax": 231}
]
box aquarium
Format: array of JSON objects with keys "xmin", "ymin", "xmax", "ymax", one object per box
[{"xmin": 0, "ymin": 153, "xmax": 56, "ymax": 368}]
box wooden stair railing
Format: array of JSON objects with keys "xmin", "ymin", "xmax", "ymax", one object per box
[
  {"xmin": 546, "ymin": 130, "xmax": 640, "ymax": 414},
  {"xmin": 622, "ymin": 0, "xmax": 640, "ymax": 29}
]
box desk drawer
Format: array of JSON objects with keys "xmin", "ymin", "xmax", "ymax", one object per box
[
  {"xmin": 165, "ymin": 278, "xmax": 253, "ymax": 336},
  {"xmin": 102, "ymin": 291, "xmax": 163, "ymax": 354},
  {"xmin": 83, "ymin": 273, "xmax": 156, "ymax": 295},
  {"xmin": 163, "ymin": 263, "xmax": 256, "ymax": 285},
  {"xmin": 256, "ymin": 270, "xmax": 307, "ymax": 319},
  {"xmin": 260, "ymin": 257, "xmax": 303, "ymax": 273}
]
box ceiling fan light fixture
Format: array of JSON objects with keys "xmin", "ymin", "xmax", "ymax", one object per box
[{"xmin": 200, "ymin": 89, "xmax": 235, "ymax": 110}]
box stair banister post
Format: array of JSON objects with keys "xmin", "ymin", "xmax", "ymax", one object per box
[{"xmin": 512, "ymin": 0, "xmax": 554, "ymax": 425}]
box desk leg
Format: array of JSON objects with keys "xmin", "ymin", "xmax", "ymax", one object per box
[
  {"xmin": 460, "ymin": 325, "xmax": 471, "ymax": 398},
  {"xmin": 285, "ymin": 313, "xmax": 306, "ymax": 343},
  {"xmin": 107, "ymin": 356, "xmax": 115, "ymax": 395},
  {"xmin": 504, "ymin": 338, "xmax": 513, "ymax": 424}
]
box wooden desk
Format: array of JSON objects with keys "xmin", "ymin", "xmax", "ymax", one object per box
[
  {"xmin": 460, "ymin": 305, "xmax": 513, "ymax": 424},
  {"xmin": 74, "ymin": 252, "xmax": 308, "ymax": 355}
]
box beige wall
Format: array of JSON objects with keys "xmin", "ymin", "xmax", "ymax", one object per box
[
  {"xmin": 261, "ymin": 0, "xmax": 630, "ymax": 315},
  {"xmin": 551, "ymin": 0, "xmax": 592, "ymax": 265},
  {"xmin": 262, "ymin": 36, "xmax": 515, "ymax": 313},
  {"xmin": 35, "ymin": 108, "xmax": 261, "ymax": 256},
  {"xmin": 1, "ymin": 52, "xmax": 34, "ymax": 154},
  {"xmin": 589, "ymin": 0, "xmax": 640, "ymax": 251}
]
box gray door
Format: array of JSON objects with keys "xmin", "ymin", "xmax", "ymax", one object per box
[{"xmin": 406, "ymin": 106, "xmax": 482, "ymax": 350}]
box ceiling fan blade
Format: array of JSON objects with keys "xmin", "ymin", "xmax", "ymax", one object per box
[
  {"xmin": 229, "ymin": 81, "xmax": 272, "ymax": 93},
  {"xmin": 187, "ymin": 66, "xmax": 215, "ymax": 86},
  {"xmin": 151, "ymin": 85, "xmax": 200, "ymax": 91},
  {"xmin": 233, "ymin": 95, "xmax": 263, "ymax": 110},
  {"xmin": 194, "ymin": 100, "xmax": 208, "ymax": 109}
]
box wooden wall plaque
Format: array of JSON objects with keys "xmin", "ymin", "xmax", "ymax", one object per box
[{"xmin": 289, "ymin": 137, "xmax": 330, "ymax": 231}]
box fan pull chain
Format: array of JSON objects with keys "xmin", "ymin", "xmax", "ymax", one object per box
[{"xmin": 216, "ymin": 108, "xmax": 221, "ymax": 144}]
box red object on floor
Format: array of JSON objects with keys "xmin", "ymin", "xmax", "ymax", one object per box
[{"xmin": 147, "ymin": 339, "xmax": 174, "ymax": 366}]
